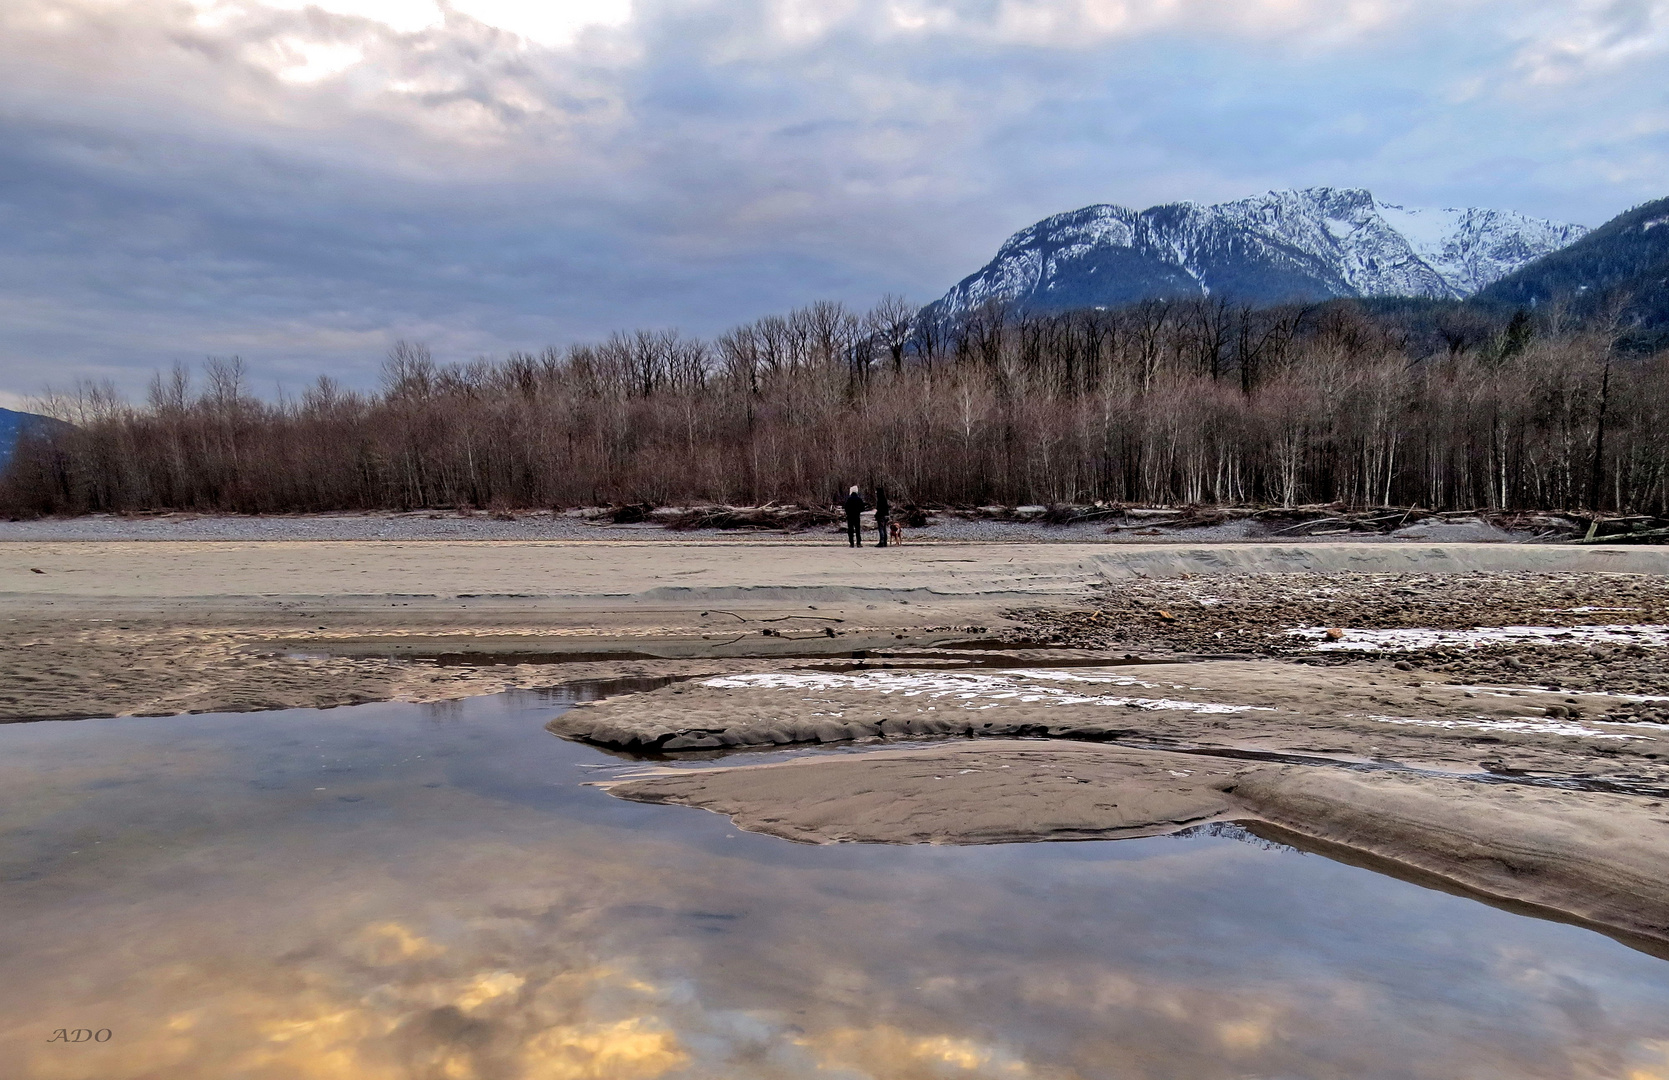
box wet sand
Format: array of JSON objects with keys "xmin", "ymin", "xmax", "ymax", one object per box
[
  {"xmin": 606, "ymin": 740, "xmax": 1669, "ymax": 950},
  {"xmin": 4, "ymin": 537, "xmax": 1669, "ymax": 951}
]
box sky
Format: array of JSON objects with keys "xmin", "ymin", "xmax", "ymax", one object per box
[{"xmin": 1, "ymin": 0, "xmax": 1666, "ymax": 404}]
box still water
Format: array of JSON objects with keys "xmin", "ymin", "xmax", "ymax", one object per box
[{"xmin": 2, "ymin": 691, "xmax": 1668, "ymax": 1079}]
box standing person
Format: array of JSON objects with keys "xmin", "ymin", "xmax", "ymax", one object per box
[
  {"xmin": 842, "ymin": 486, "xmax": 866, "ymax": 547},
  {"xmin": 874, "ymin": 485, "xmax": 890, "ymax": 548}
]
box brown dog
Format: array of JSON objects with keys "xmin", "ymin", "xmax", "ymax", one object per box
[{"xmin": 888, "ymin": 520, "xmax": 903, "ymax": 545}]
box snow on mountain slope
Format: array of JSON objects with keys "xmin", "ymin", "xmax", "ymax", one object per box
[
  {"xmin": 1378, "ymin": 203, "xmax": 1590, "ymax": 296},
  {"xmin": 928, "ymin": 188, "xmax": 1587, "ymax": 318}
]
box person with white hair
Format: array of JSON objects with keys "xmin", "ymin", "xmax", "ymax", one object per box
[{"xmin": 841, "ymin": 485, "xmax": 867, "ymax": 547}]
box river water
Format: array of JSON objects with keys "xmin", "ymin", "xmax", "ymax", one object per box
[{"xmin": 3, "ymin": 691, "xmax": 1667, "ymax": 1079}]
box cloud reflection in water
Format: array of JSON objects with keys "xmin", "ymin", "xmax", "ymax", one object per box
[{"xmin": 2, "ymin": 693, "xmax": 1668, "ymax": 1079}]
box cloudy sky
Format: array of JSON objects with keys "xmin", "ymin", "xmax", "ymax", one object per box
[{"xmin": 1, "ymin": 0, "xmax": 1666, "ymax": 402}]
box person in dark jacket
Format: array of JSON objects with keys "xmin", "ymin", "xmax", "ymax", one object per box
[
  {"xmin": 842, "ymin": 486, "xmax": 866, "ymax": 547},
  {"xmin": 874, "ymin": 485, "xmax": 890, "ymax": 548}
]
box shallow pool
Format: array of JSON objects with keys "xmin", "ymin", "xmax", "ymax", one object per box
[{"xmin": 3, "ymin": 691, "xmax": 1667, "ymax": 1079}]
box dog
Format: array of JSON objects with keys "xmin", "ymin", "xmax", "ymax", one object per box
[{"xmin": 888, "ymin": 520, "xmax": 903, "ymax": 545}]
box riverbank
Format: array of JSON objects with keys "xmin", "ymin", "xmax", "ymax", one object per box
[
  {"xmin": 4, "ymin": 537, "xmax": 1668, "ymax": 951},
  {"xmin": 0, "ymin": 506, "xmax": 1543, "ymax": 544},
  {"xmin": 5, "ymin": 538, "xmax": 1665, "ymax": 718}
]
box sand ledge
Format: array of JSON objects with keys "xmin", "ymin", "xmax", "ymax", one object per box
[{"xmin": 604, "ymin": 741, "xmax": 1669, "ymax": 951}]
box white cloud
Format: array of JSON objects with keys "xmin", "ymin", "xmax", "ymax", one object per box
[
  {"xmin": 267, "ymin": 37, "xmax": 366, "ymax": 82},
  {"xmin": 183, "ymin": 0, "xmax": 634, "ymax": 43},
  {"xmin": 0, "ymin": 0, "xmax": 1660, "ymax": 400},
  {"xmin": 751, "ymin": 0, "xmax": 1422, "ymax": 48},
  {"xmin": 1511, "ymin": 0, "xmax": 1669, "ymax": 84},
  {"xmin": 184, "ymin": 0, "xmax": 443, "ymax": 33},
  {"xmin": 446, "ymin": 0, "xmax": 634, "ymax": 46}
]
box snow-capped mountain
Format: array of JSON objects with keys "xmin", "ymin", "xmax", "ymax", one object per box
[
  {"xmin": 1376, "ymin": 202, "xmax": 1590, "ymax": 297},
  {"xmin": 927, "ymin": 188, "xmax": 1587, "ymax": 317}
]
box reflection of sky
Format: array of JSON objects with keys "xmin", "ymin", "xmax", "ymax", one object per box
[
  {"xmin": 3, "ymin": 0, "xmax": 1668, "ymax": 401},
  {"xmin": 3, "ymin": 692, "xmax": 1669, "ymax": 1078}
]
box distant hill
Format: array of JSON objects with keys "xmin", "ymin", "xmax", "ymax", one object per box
[
  {"xmin": 1475, "ymin": 196, "xmax": 1669, "ymax": 348},
  {"xmin": 0, "ymin": 408, "xmax": 71, "ymax": 470},
  {"xmin": 925, "ymin": 187, "xmax": 1587, "ymax": 319}
]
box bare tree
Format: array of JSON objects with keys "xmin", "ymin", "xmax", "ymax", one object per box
[
  {"xmin": 865, "ymin": 294, "xmax": 915, "ymax": 374},
  {"xmin": 5, "ymin": 299, "xmax": 1664, "ymax": 519}
]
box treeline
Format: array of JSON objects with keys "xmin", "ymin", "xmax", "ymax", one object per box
[{"xmin": 4, "ymin": 296, "xmax": 1667, "ymax": 516}]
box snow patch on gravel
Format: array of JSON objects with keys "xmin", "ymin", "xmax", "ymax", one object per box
[
  {"xmin": 1453, "ymin": 685, "xmax": 1669, "ymax": 703},
  {"xmin": 1367, "ymin": 714, "xmax": 1651, "ymax": 740},
  {"xmin": 699, "ymin": 671, "xmax": 1270, "ymax": 714},
  {"xmin": 1541, "ymin": 607, "xmax": 1642, "ymax": 614},
  {"xmin": 1290, "ymin": 625, "xmax": 1669, "ymax": 651}
]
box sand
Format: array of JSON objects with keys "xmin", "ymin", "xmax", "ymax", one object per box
[
  {"xmin": 604, "ymin": 741, "xmax": 1669, "ymax": 950},
  {"xmin": 549, "ymin": 656, "xmax": 1669, "ymax": 773},
  {"xmin": 7, "ymin": 540, "xmax": 1669, "ymax": 613},
  {"xmin": 607, "ymin": 741, "xmax": 1249, "ymax": 843},
  {"xmin": 1, "ymin": 539, "xmax": 1070, "ymax": 719},
  {"xmin": 5, "ymin": 535, "xmax": 1669, "ymax": 951},
  {"xmin": 8, "ymin": 537, "xmax": 1656, "ymax": 720}
]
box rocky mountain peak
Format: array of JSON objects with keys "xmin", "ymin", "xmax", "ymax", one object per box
[{"xmin": 927, "ymin": 187, "xmax": 1587, "ymax": 318}]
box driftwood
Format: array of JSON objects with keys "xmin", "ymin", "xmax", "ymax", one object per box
[
  {"xmin": 664, "ymin": 504, "xmax": 840, "ymax": 531},
  {"xmin": 590, "ymin": 501, "xmax": 1660, "ymax": 542},
  {"xmin": 1576, "ymin": 517, "xmax": 1669, "ymax": 544}
]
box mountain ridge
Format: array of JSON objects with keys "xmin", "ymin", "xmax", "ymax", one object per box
[
  {"xmin": 926, "ymin": 187, "xmax": 1587, "ymax": 318},
  {"xmin": 0, "ymin": 408, "xmax": 71, "ymax": 470},
  {"xmin": 1475, "ymin": 195, "xmax": 1669, "ymax": 348}
]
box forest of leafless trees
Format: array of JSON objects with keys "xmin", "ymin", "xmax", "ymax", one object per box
[{"xmin": 3, "ymin": 295, "xmax": 1666, "ymax": 516}]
